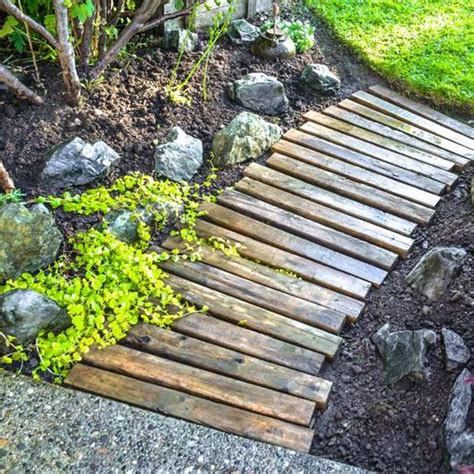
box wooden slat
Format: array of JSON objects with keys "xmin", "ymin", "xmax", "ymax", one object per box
[
  {"xmin": 234, "ymin": 176, "xmax": 413, "ymax": 257},
  {"xmin": 201, "ymin": 201, "xmax": 388, "ymax": 285},
  {"xmin": 322, "ymin": 105, "xmax": 460, "ymax": 169},
  {"xmin": 125, "ymin": 324, "xmax": 332, "ymax": 406},
  {"xmin": 162, "ymin": 237, "xmax": 365, "ymax": 321},
  {"xmin": 267, "ymin": 153, "xmax": 435, "ymax": 225},
  {"xmin": 165, "ymin": 273, "xmax": 342, "ymax": 358},
  {"xmin": 244, "ymin": 163, "xmax": 417, "ymax": 236},
  {"xmin": 350, "ymin": 92, "xmax": 474, "ymax": 161},
  {"xmin": 194, "ymin": 220, "xmax": 371, "ymax": 299},
  {"xmin": 304, "ymin": 111, "xmax": 458, "ymax": 185},
  {"xmin": 368, "ymin": 86, "xmax": 474, "ymax": 144},
  {"xmin": 160, "ymin": 257, "xmax": 346, "ymax": 334},
  {"xmin": 279, "ymin": 132, "xmax": 442, "ymax": 207},
  {"xmin": 172, "ymin": 313, "xmax": 325, "ymax": 375},
  {"xmin": 66, "ymin": 364, "xmax": 315, "ymax": 453},
  {"xmin": 338, "ymin": 99, "xmax": 470, "ymax": 169},
  {"xmin": 83, "ymin": 345, "xmax": 316, "ymax": 425},
  {"xmin": 218, "ymin": 188, "xmax": 398, "ymax": 270}
]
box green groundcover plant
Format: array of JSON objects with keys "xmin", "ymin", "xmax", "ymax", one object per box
[
  {"xmin": 306, "ymin": 0, "xmax": 473, "ymax": 110},
  {"xmin": 262, "ymin": 18, "xmax": 316, "ymax": 53}
]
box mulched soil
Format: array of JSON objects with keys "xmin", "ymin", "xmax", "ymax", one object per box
[{"xmin": 1, "ymin": 5, "xmax": 473, "ymax": 473}]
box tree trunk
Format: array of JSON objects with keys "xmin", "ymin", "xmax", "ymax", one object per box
[
  {"xmin": 53, "ymin": 0, "xmax": 82, "ymax": 104},
  {"xmin": 0, "ymin": 161, "xmax": 15, "ymax": 193},
  {"xmin": 0, "ymin": 64, "xmax": 43, "ymax": 104}
]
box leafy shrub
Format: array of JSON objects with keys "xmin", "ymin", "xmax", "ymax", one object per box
[{"xmin": 261, "ymin": 19, "xmax": 315, "ymax": 53}]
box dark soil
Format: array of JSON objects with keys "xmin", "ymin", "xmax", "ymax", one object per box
[{"xmin": 1, "ymin": 5, "xmax": 473, "ymax": 474}]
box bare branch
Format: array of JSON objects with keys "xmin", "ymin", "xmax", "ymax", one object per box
[
  {"xmin": 139, "ymin": 2, "xmax": 203, "ymax": 33},
  {"xmin": 0, "ymin": 64, "xmax": 43, "ymax": 105},
  {"xmin": 0, "ymin": 0, "xmax": 59, "ymax": 49},
  {"xmin": 0, "ymin": 161, "xmax": 15, "ymax": 193}
]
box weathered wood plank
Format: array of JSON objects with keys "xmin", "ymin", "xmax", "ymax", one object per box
[
  {"xmin": 368, "ymin": 86, "xmax": 474, "ymax": 145},
  {"xmin": 125, "ymin": 324, "xmax": 332, "ymax": 406},
  {"xmin": 267, "ymin": 153, "xmax": 435, "ymax": 225},
  {"xmin": 322, "ymin": 105, "xmax": 460, "ymax": 169},
  {"xmin": 160, "ymin": 256, "xmax": 346, "ymax": 334},
  {"xmin": 304, "ymin": 112, "xmax": 458, "ymax": 186},
  {"xmin": 193, "ymin": 220, "xmax": 371, "ymax": 299},
  {"xmin": 244, "ymin": 163, "xmax": 417, "ymax": 236},
  {"xmin": 66, "ymin": 364, "xmax": 315, "ymax": 452},
  {"xmin": 162, "ymin": 236, "xmax": 365, "ymax": 321},
  {"xmin": 350, "ymin": 92, "xmax": 474, "ymax": 161},
  {"xmin": 218, "ymin": 188, "xmax": 398, "ymax": 270},
  {"xmin": 279, "ymin": 132, "xmax": 442, "ymax": 206},
  {"xmin": 201, "ymin": 201, "xmax": 388, "ymax": 285},
  {"xmin": 165, "ymin": 273, "xmax": 342, "ymax": 358},
  {"xmin": 172, "ymin": 313, "xmax": 325, "ymax": 375},
  {"xmin": 234, "ymin": 177, "xmax": 413, "ymax": 257},
  {"xmin": 83, "ymin": 344, "xmax": 316, "ymax": 425}
]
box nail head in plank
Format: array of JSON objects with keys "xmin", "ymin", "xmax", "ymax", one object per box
[
  {"xmin": 280, "ymin": 131, "xmax": 442, "ymax": 205},
  {"xmin": 218, "ymin": 188, "xmax": 398, "ymax": 271},
  {"xmin": 234, "ymin": 176, "xmax": 413, "ymax": 257},
  {"xmin": 194, "ymin": 219, "xmax": 371, "ymax": 300},
  {"xmin": 337, "ymin": 100, "xmax": 470, "ymax": 169},
  {"xmin": 321, "ymin": 105, "xmax": 458, "ymax": 170},
  {"xmin": 351, "ymin": 92, "xmax": 474, "ymax": 159},
  {"xmin": 83, "ymin": 344, "xmax": 316, "ymax": 426},
  {"xmin": 162, "ymin": 236, "xmax": 365, "ymax": 321},
  {"xmin": 125, "ymin": 324, "xmax": 332, "ymax": 406},
  {"xmin": 303, "ymin": 111, "xmax": 458, "ymax": 186},
  {"xmin": 267, "ymin": 153, "xmax": 435, "ymax": 225},
  {"xmin": 201, "ymin": 201, "xmax": 388, "ymax": 285},
  {"xmin": 369, "ymin": 85, "xmax": 474, "ymax": 142},
  {"xmin": 172, "ymin": 313, "xmax": 325, "ymax": 375},
  {"xmin": 245, "ymin": 163, "xmax": 417, "ymax": 236},
  {"xmin": 66, "ymin": 364, "xmax": 315, "ymax": 453}
]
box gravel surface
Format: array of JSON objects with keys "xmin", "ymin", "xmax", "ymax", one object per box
[{"xmin": 0, "ymin": 372, "xmax": 371, "ymax": 473}]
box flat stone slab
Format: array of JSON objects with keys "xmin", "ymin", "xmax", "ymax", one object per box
[{"xmin": 0, "ymin": 372, "xmax": 370, "ymax": 473}]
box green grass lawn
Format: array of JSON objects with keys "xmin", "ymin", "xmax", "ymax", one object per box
[{"xmin": 306, "ymin": 0, "xmax": 474, "ymax": 111}]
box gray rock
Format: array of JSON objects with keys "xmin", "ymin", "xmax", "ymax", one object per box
[
  {"xmin": 164, "ymin": 28, "xmax": 198, "ymax": 53},
  {"xmin": 372, "ymin": 323, "xmax": 437, "ymax": 384},
  {"xmin": 212, "ymin": 112, "xmax": 282, "ymax": 167},
  {"xmin": 0, "ymin": 290, "xmax": 70, "ymax": 348},
  {"xmin": 450, "ymin": 431, "xmax": 474, "ymax": 469},
  {"xmin": 442, "ymin": 328, "xmax": 471, "ymax": 372},
  {"xmin": 227, "ymin": 73, "xmax": 288, "ymax": 115},
  {"xmin": 154, "ymin": 127, "xmax": 203, "ymax": 181},
  {"xmin": 41, "ymin": 137, "xmax": 120, "ymax": 189},
  {"xmin": 0, "ymin": 203, "xmax": 63, "ymax": 282},
  {"xmin": 299, "ymin": 63, "xmax": 340, "ymax": 95},
  {"xmin": 227, "ymin": 19, "xmax": 260, "ymax": 46},
  {"xmin": 406, "ymin": 247, "xmax": 466, "ymax": 300}
]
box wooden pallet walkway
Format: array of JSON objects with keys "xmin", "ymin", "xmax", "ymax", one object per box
[{"xmin": 66, "ymin": 85, "xmax": 473, "ymax": 453}]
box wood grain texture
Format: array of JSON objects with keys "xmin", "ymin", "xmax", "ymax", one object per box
[
  {"xmin": 278, "ymin": 132, "xmax": 442, "ymax": 206},
  {"xmin": 244, "ymin": 163, "xmax": 417, "ymax": 236},
  {"xmin": 162, "ymin": 235, "xmax": 366, "ymax": 321},
  {"xmin": 125, "ymin": 324, "xmax": 332, "ymax": 406},
  {"xmin": 233, "ymin": 177, "xmax": 413, "ymax": 257},
  {"xmin": 267, "ymin": 153, "xmax": 435, "ymax": 225},
  {"xmin": 321, "ymin": 105, "xmax": 460, "ymax": 169},
  {"xmin": 201, "ymin": 201, "xmax": 388, "ymax": 285},
  {"xmin": 66, "ymin": 364, "xmax": 315, "ymax": 452},
  {"xmin": 218, "ymin": 188, "xmax": 398, "ymax": 270}
]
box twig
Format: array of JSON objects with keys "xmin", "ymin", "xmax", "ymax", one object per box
[
  {"xmin": 0, "ymin": 64, "xmax": 43, "ymax": 105},
  {"xmin": 17, "ymin": 0, "xmax": 41, "ymax": 85}
]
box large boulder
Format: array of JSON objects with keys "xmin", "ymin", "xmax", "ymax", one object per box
[
  {"xmin": 227, "ymin": 73, "xmax": 288, "ymax": 115},
  {"xmin": 0, "ymin": 289, "xmax": 70, "ymax": 349},
  {"xmin": 444, "ymin": 369, "xmax": 473, "ymax": 470},
  {"xmin": 41, "ymin": 137, "xmax": 120, "ymax": 189},
  {"xmin": 212, "ymin": 112, "xmax": 282, "ymax": 167},
  {"xmin": 299, "ymin": 64, "xmax": 340, "ymax": 95},
  {"xmin": 164, "ymin": 29, "xmax": 198, "ymax": 53},
  {"xmin": 442, "ymin": 328, "xmax": 471, "ymax": 372},
  {"xmin": 406, "ymin": 247, "xmax": 466, "ymax": 300},
  {"xmin": 372, "ymin": 323, "xmax": 437, "ymax": 385},
  {"xmin": 0, "ymin": 203, "xmax": 63, "ymax": 283},
  {"xmin": 154, "ymin": 127, "xmax": 203, "ymax": 182},
  {"xmin": 227, "ymin": 19, "xmax": 260, "ymax": 46}
]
